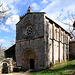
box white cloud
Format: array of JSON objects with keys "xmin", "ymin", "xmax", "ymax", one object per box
[
  {"xmin": 0, "ymin": 31, "xmax": 1, "ymax": 33},
  {"xmin": 41, "ymin": 0, "xmax": 48, "ymax": 4},
  {"xmin": 31, "ymin": 3, "xmax": 39, "ymax": 10},
  {"xmin": 0, "ymin": 26, "xmax": 10, "ymax": 32},
  {"xmin": 0, "ymin": 15, "xmax": 19, "ymax": 32},
  {"xmin": 9, "ymin": 4, "xmax": 19, "ymax": 15},
  {"xmin": 1, "ymin": 0, "xmax": 21, "ymax": 15},
  {"xmin": 0, "ymin": 0, "xmax": 20, "ymax": 31},
  {"xmin": 1, "ymin": 0, "xmax": 21, "ymax": 6},
  {"xmin": 6, "ymin": 15, "xmax": 19, "ymax": 30},
  {"xmin": 41, "ymin": 1, "xmax": 56, "ymax": 13},
  {"xmin": 0, "ymin": 39, "xmax": 5, "ymax": 44},
  {"xmin": 41, "ymin": 0, "xmax": 75, "ymax": 16},
  {"xmin": 41, "ymin": 0, "xmax": 75, "ymax": 29}
]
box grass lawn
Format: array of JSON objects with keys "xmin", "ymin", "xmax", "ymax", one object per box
[{"xmin": 30, "ymin": 60, "xmax": 75, "ymax": 75}]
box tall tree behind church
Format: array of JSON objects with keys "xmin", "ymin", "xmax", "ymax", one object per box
[
  {"xmin": 57, "ymin": 13, "xmax": 75, "ymax": 40},
  {"xmin": 0, "ymin": 2, "xmax": 10, "ymax": 25}
]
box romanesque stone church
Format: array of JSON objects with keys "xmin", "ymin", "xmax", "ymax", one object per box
[{"xmin": 5, "ymin": 6, "xmax": 71, "ymax": 71}]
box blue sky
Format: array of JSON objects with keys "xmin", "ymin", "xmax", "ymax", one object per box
[{"xmin": 0, "ymin": 0, "xmax": 75, "ymax": 49}]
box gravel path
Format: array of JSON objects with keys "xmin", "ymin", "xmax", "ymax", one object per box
[
  {"xmin": 0, "ymin": 72, "xmax": 30, "ymax": 75},
  {"xmin": 0, "ymin": 69, "xmax": 32, "ymax": 75}
]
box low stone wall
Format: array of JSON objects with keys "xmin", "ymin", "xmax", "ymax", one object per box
[{"xmin": 69, "ymin": 40, "xmax": 75, "ymax": 59}]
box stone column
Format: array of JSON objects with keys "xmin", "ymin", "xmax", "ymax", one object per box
[
  {"xmin": 67, "ymin": 35, "xmax": 70, "ymax": 60},
  {"xmin": 58, "ymin": 28, "xmax": 61, "ymax": 63},
  {"xmin": 63, "ymin": 31, "xmax": 66, "ymax": 61},
  {"xmin": 52, "ymin": 23, "xmax": 55, "ymax": 64}
]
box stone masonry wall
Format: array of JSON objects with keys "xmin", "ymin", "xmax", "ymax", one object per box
[
  {"xmin": 16, "ymin": 38, "xmax": 45, "ymax": 70},
  {"xmin": 69, "ymin": 41, "xmax": 75, "ymax": 59},
  {"xmin": 16, "ymin": 13, "xmax": 45, "ymax": 41},
  {"xmin": 45, "ymin": 17, "xmax": 70, "ymax": 65},
  {"xmin": 16, "ymin": 12, "xmax": 46, "ymax": 70}
]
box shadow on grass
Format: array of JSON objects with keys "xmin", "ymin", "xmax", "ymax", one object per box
[
  {"xmin": 31, "ymin": 60, "xmax": 75, "ymax": 75},
  {"xmin": 40, "ymin": 64, "xmax": 75, "ymax": 74}
]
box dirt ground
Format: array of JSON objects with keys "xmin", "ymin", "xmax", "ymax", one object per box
[
  {"xmin": 0, "ymin": 72, "xmax": 30, "ymax": 75},
  {"xmin": 0, "ymin": 70, "xmax": 31, "ymax": 75}
]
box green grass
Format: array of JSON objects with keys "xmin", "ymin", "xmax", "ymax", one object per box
[{"xmin": 30, "ymin": 60, "xmax": 75, "ymax": 75}]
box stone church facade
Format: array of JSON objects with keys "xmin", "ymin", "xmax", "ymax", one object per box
[{"xmin": 16, "ymin": 6, "xmax": 71, "ymax": 71}]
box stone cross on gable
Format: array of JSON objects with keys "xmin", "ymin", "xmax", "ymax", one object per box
[{"xmin": 26, "ymin": 5, "xmax": 33, "ymax": 13}]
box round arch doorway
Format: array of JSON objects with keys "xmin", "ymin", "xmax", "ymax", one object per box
[{"xmin": 22, "ymin": 49, "xmax": 37, "ymax": 70}]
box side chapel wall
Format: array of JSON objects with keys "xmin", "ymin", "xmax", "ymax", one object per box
[{"xmin": 45, "ymin": 17, "xmax": 70, "ymax": 65}]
